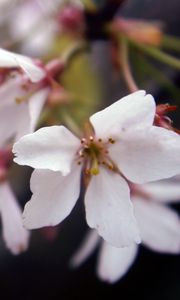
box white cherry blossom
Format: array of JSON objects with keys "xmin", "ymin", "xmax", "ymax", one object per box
[
  {"xmin": 71, "ymin": 177, "xmax": 180, "ymax": 283},
  {"xmin": 13, "ymin": 90, "xmax": 180, "ymax": 247},
  {"xmin": 0, "ymin": 48, "xmax": 49, "ymax": 143}
]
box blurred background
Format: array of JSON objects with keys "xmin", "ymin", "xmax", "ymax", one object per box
[{"xmin": 0, "ymin": 0, "xmax": 180, "ymax": 299}]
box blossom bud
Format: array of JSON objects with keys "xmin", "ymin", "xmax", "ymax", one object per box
[{"xmin": 57, "ymin": 5, "xmax": 85, "ymax": 34}]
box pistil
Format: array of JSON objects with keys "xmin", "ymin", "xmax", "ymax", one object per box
[{"xmin": 90, "ymin": 152, "xmax": 99, "ymax": 175}]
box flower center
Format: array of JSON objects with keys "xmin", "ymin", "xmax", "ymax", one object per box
[{"xmin": 77, "ymin": 135, "xmax": 116, "ymax": 176}]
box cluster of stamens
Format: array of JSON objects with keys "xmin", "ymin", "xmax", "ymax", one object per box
[{"xmin": 76, "ymin": 135, "xmax": 116, "ymax": 176}]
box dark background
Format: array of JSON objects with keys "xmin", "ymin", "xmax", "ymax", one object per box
[
  {"xmin": 1, "ymin": 201, "xmax": 180, "ymax": 300},
  {"xmin": 0, "ymin": 0, "xmax": 180, "ymax": 299}
]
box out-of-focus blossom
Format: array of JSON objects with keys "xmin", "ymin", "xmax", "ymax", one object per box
[
  {"xmin": 0, "ymin": 49, "xmax": 68, "ymax": 144},
  {"xmin": 0, "ymin": 48, "xmax": 49, "ymax": 143},
  {"xmin": 0, "ymin": 181, "xmax": 30, "ymax": 255},
  {"xmin": 0, "ymin": 146, "xmax": 29, "ymax": 255},
  {"xmin": 0, "ymin": 48, "xmax": 45, "ymax": 82},
  {"xmin": 9, "ymin": 0, "xmax": 58, "ymax": 56},
  {"xmin": 8, "ymin": 0, "xmax": 84, "ymax": 56},
  {"xmin": 0, "ymin": 48, "xmax": 45, "ymax": 254},
  {"xmin": 0, "ymin": 83, "xmax": 49, "ymax": 144},
  {"xmin": 71, "ymin": 177, "xmax": 180, "ymax": 283},
  {"xmin": 13, "ymin": 90, "xmax": 180, "ymax": 247},
  {"xmin": 0, "ymin": 0, "xmax": 19, "ymax": 26}
]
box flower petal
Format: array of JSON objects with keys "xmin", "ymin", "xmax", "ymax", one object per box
[
  {"xmin": 28, "ymin": 87, "xmax": 49, "ymax": 132},
  {"xmin": 90, "ymin": 90, "xmax": 155, "ymax": 139},
  {"xmin": 0, "ymin": 99, "xmax": 30, "ymax": 146},
  {"xmin": 85, "ymin": 168, "xmax": 141, "ymax": 247},
  {"xmin": 133, "ymin": 197, "xmax": 180, "ymax": 253},
  {"xmin": 13, "ymin": 126, "xmax": 80, "ymax": 175},
  {"xmin": 23, "ymin": 166, "xmax": 81, "ymax": 229},
  {"xmin": 0, "ymin": 82, "xmax": 49, "ymax": 144},
  {"xmin": 97, "ymin": 242, "xmax": 138, "ymax": 283},
  {"xmin": 0, "ymin": 76, "xmax": 25, "ymax": 108},
  {"xmin": 0, "ymin": 182, "xmax": 29, "ymax": 254},
  {"xmin": 142, "ymin": 180, "xmax": 180, "ymax": 203},
  {"xmin": 70, "ymin": 230, "xmax": 100, "ymax": 267},
  {"xmin": 0, "ymin": 48, "xmax": 45, "ymax": 82},
  {"xmin": 110, "ymin": 126, "xmax": 180, "ymax": 184}
]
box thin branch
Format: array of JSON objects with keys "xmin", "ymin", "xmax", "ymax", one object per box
[{"xmin": 120, "ymin": 37, "xmax": 139, "ymax": 92}]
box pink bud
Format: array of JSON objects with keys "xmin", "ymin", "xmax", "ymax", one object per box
[{"xmin": 57, "ymin": 5, "xmax": 85, "ymax": 34}]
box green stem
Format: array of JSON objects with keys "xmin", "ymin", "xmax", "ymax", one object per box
[
  {"xmin": 61, "ymin": 41, "xmax": 88, "ymax": 65},
  {"xmin": 161, "ymin": 35, "xmax": 180, "ymax": 53},
  {"xmin": 131, "ymin": 50, "xmax": 180, "ymax": 101},
  {"xmin": 130, "ymin": 40, "xmax": 180, "ymax": 70}
]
